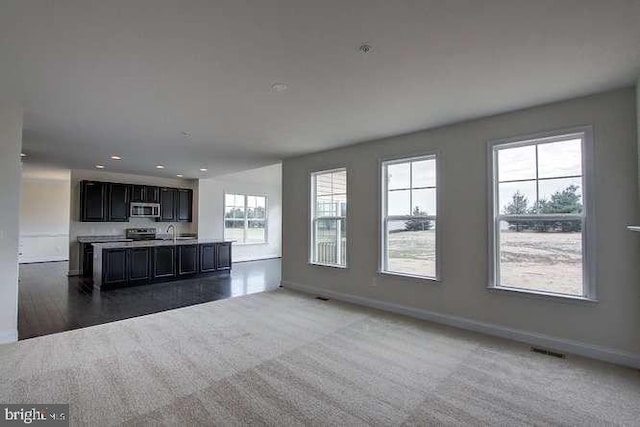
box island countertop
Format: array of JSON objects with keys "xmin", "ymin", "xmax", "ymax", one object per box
[{"xmin": 92, "ymin": 238, "xmax": 234, "ymax": 250}]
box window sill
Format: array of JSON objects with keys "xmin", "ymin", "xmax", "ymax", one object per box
[
  {"xmin": 309, "ymin": 262, "xmax": 348, "ymax": 270},
  {"xmin": 488, "ymin": 285, "xmax": 598, "ymax": 304},
  {"xmin": 378, "ymin": 270, "xmax": 441, "ymax": 283}
]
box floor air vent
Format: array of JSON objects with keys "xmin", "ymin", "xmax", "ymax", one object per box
[
  {"xmin": 315, "ymin": 296, "xmax": 330, "ymax": 301},
  {"xmin": 531, "ymin": 347, "xmax": 565, "ymax": 359}
]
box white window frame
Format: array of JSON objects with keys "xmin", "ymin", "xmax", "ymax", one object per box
[
  {"xmin": 309, "ymin": 168, "xmax": 348, "ymax": 268},
  {"xmin": 223, "ymin": 193, "xmax": 268, "ymax": 245},
  {"xmin": 379, "ymin": 154, "xmax": 441, "ymax": 281},
  {"xmin": 487, "ymin": 126, "xmax": 596, "ymax": 301}
]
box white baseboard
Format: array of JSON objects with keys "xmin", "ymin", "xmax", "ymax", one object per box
[
  {"xmin": 19, "ymin": 256, "xmax": 68, "ymax": 264},
  {"xmin": 282, "ymin": 280, "xmax": 640, "ymax": 369},
  {"xmin": 0, "ymin": 329, "xmax": 18, "ymax": 345},
  {"xmin": 233, "ymin": 255, "xmax": 282, "ymax": 263}
]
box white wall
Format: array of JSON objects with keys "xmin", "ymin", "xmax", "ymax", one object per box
[
  {"xmin": 198, "ymin": 163, "xmax": 282, "ymax": 262},
  {"xmin": 19, "ymin": 176, "xmax": 71, "ymax": 263},
  {"xmin": 282, "ymin": 87, "xmax": 640, "ymax": 365},
  {"xmin": 0, "ymin": 85, "xmax": 22, "ymax": 344},
  {"xmin": 68, "ymin": 169, "xmax": 198, "ymax": 275}
]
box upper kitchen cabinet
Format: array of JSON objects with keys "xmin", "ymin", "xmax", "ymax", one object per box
[
  {"xmin": 176, "ymin": 189, "xmax": 193, "ymax": 222},
  {"xmin": 80, "ymin": 181, "xmax": 107, "ymax": 222},
  {"xmin": 131, "ymin": 185, "xmax": 159, "ymax": 203},
  {"xmin": 158, "ymin": 187, "xmax": 177, "ymax": 222},
  {"xmin": 158, "ymin": 187, "xmax": 192, "ymax": 222},
  {"xmin": 107, "ymin": 183, "xmax": 129, "ymax": 222}
]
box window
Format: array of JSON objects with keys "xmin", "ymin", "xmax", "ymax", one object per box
[
  {"xmin": 381, "ymin": 155, "xmax": 438, "ymax": 279},
  {"xmin": 489, "ymin": 128, "xmax": 594, "ymax": 299},
  {"xmin": 310, "ymin": 168, "xmax": 347, "ymax": 267},
  {"xmin": 224, "ymin": 194, "xmax": 267, "ymax": 244}
]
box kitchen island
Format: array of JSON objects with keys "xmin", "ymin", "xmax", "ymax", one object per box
[{"xmin": 92, "ymin": 239, "xmax": 232, "ymax": 290}]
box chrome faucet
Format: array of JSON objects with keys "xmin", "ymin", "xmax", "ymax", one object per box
[{"xmin": 166, "ymin": 224, "xmax": 177, "ymax": 244}]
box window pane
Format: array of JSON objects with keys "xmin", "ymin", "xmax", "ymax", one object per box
[
  {"xmin": 386, "ymin": 219, "xmax": 436, "ymax": 278},
  {"xmin": 538, "ymin": 178, "xmax": 582, "ymax": 213},
  {"xmin": 246, "ymin": 220, "xmax": 266, "ymax": 243},
  {"xmin": 412, "ymin": 188, "xmax": 436, "ymax": 216},
  {"xmin": 498, "ymin": 220, "xmax": 583, "ymax": 296},
  {"xmin": 314, "ymin": 218, "xmax": 346, "ymax": 266},
  {"xmin": 538, "ymin": 139, "xmax": 582, "ymax": 179},
  {"xmin": 387, "ymin": 163, "xmax": 410, "ymax": 190},
  {"xmin": 247, "ymin": 196, "xmax": 267, "ymax": 219},
  {"xmin": 224, "ymin": 219, "xmax": 245, "ymax": 242},
  {"xmin": 498, "ymin": 145, "xmax": 536, "ymax": 182},
  {"xmin": 412, "ymin": 159, "xmax": 436, "ymax": 188},
  {"xmin": 388, "ymin": 189, "xmax": 410, "ymax": 216},
  {"xmin": 498, "ymin": 181, "xmax": 536, "ymax": 215},
  {"xmin": 315, "ymin": 173, "xmax": 333, "ymax": 196},
  {"xmin": 332, "ymin": 170, "xmax": 347, "ymax": 195},
  {"xmin": 225, "ymin": 205, "xmax": 245, "ymax": 219}
]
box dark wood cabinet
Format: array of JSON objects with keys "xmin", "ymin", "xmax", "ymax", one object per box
[
  {"xmin": 177, "ymin": 245, "xmax": 198, "ymax": 276},
  {"xmin": 96, "ymin": 242, "xmax": 231, "ymax": 289},
  {"xmin": 199, "ymin": 244, "xmax": 217, "ymax": 273},
  {"xmin": 131, "ymin": 185, "xmax": 159, "ymax": 203},
  {"xmin": 81, "ymin": 180, "xmax": 190, "ymax": 223},
  {"xmin": 144, "ymin": 186, "xmax": 160, "ymax": 203},
  {"xmin": 158, "ymin": 188, "xmax": 177, "ymax": 222},
  {"xmin": 103, "ymin": 249, "xmax": 128, "ymax": 286},
  {"xmin": 216, "ymin": 242, "xmax": 232, "ymax": 271},
  {"xmin": 176, "ymin": 189, "xmax": 193, "ymax": 222},
  {"xmin": 80, "ymin": 181, "xmax": 106, "ymax": 222},
  {"xmin": 82, "ymin": 243, "xmax": 94, "ymax": 277},
  {"xmin": 153, "ymin": 246, "xmax": 176, "ymax": 279},
  {"xmin": 107, "ymin": 183, "xmax": 129, "ymax": 222},
  {"xmin": 128, "ymin": 248, "xmax": 151, "ymax": 283}
]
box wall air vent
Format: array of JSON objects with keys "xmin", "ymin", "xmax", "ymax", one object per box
[{"xmin": 531, "ymin": 347, "xmax": 566, "ymax": 359}]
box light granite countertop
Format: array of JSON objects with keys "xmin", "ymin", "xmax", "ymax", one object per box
[
  {"xmin": 92, "ymin": 239, "xmax": 233, "ymax": 249},
  {"xmin": 77, "ymin": 235, "xmax": 132, "ymax": 243}
]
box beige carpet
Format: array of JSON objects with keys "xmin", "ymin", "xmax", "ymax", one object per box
[{"xmin": 1, "ymin": 288, "xmax": 639, "ymax": 426}]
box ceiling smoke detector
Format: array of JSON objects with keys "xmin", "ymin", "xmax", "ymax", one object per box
[
  {"xmin": 358, "ymin": 43, "xmax": 373, "ymax": 54},
  {"xmin": 271, "ymin": 83, "xmax": 288, "ymax": 92}
]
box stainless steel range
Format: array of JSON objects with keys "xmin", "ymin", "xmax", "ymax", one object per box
[{"xmin": 125, "ymin": 228, "xmax": 157, "ymax": 241}]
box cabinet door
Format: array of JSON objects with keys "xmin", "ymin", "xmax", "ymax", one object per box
[
  {"xmin": 153, "ymin": 246, "xmax": 176, "ymax": 278},
  {"xmin": 107, "ymin": 183, "xmax": 129, "ymax": 222},
  {"xmin": 159, "ymin": 188, "xmax": 176, "ymax": 222},
  {"xmin": 178, "ymin": 245, "xmax": 198, "ymax": 276},
  {"xmin": 199, "ymin": 244, "xmax": 216, "ymax": 273},
  {"xmin": 81, "ymin": 181, "xmax": 106, "ymax": 222},
  {"xmin": 144, "ymin": 186, "xmax": 160, "ymax": 203},
  {"xmin": 103, "ymin": 249, "xmax": 128, "ymax": 286},
  {"xmin": 128, "ymin": 248, "xmax": 150, "ymax": 283},
  {"xmin": 82, "ymin": 244, "xmax": 94, "ymax": 278},
  {"xmin": 130, "ymin": 185, "xmax": 145, "ymax": 203},
  {"xmin": 176, "ymin": 189, "xmax": 193, "ymax": 222},
  {"xmin": 216, "ymin": 243, "xmax": 232, "ymax": 271}
]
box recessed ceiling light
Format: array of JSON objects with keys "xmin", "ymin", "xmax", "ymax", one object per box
[
  {"xmin": 180, "ymin": 131, "xmax": 191, "ymax": 137},
  {"xmin": 96, "ymin": 165, "xmax": 105, "ymax": 169},
  {"xmin": 20, "ymin": 153, "xmax": 27, "ymax": 157},
  {"xmin": 110, "ymin": 155, "xmax": 121, "ymax": 160},
  {"xmin": 156, "ymin": 165, "xmax": 165, "ymax": 169},
  {"xmin": 176, "ymin": 174, "xmax": 183, "ymax": 178},
  {"xmin": 271, "ymin": 82, "xmax": 288, "ymax": 92},
  {"xmin": 199, "ymin": 168, "xmax": 208, "ymax": 172}
]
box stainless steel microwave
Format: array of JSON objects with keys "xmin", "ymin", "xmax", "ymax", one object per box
[{"xmin": 130, "ymin": 202, "xmax": 160, "ymax": 218}]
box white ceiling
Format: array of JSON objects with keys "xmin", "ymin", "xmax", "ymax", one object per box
[{"xmin": 3, "ymin": 0, "xmax": 640, "ymax": 178}]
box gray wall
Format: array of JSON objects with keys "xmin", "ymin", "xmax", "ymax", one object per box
[
  {"xmin": 0, "ymin": 83, "xmax": 22, "ymax": 343},
  {"xmin": 282, "ymin": 87, "xmax": 640, "ymax": 357}
]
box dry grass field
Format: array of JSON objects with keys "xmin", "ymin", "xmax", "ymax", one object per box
[{"xmin": 388, "ymin": 229, "xmax": 582, "ymax": 295}]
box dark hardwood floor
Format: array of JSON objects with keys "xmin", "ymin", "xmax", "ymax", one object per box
[{"xmin": 18, "ymin": 258, "xmax": 281, "ymax": 340}]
